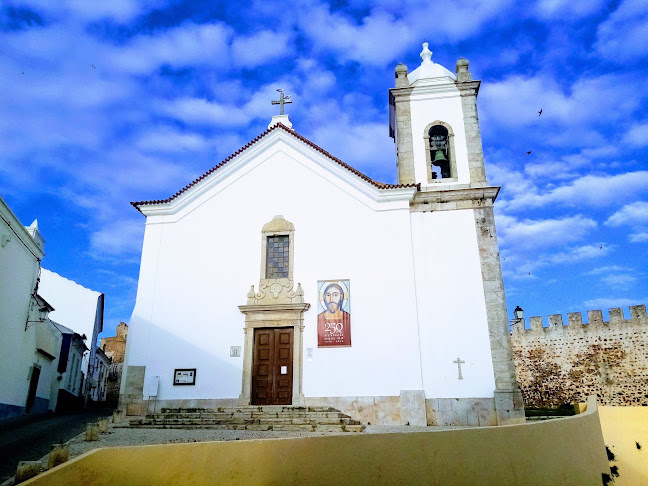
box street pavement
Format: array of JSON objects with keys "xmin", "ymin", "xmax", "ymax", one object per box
[{"xmin": 0, "ymin": 409, "xmax": 112, "ymax": 481}]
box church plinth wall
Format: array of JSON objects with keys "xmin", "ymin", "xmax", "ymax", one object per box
[{"xmin": 512, "ymin": 305, "xmax": 648, "ymax": 407}]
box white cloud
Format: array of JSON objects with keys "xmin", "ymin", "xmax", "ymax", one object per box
[
  {"xmin": 623, "ymin": 123, "xmax": 648, "ymax": 148},
  {"xmin": 506, "ymin": 171, "xmax": 648, "ymax": 210},
  {"xmin": 107, "ymin": 22, "xmax": 232, "ymax": 74},
  {"xmin": 310, "ymin": 117, "xmax": 396, "ymax": 181},
  {"xmin": 498, "ymin": 214, "xmax": 597, "ymax": 249},
  {"xmin": 600, "ymin": 274, "xmax": 637, "ymax": 289},
  {"xmin": 595, "ymin": 0, "xmax": 648, "ymax": 62},
  {"xmin": 548, "ymin": 243, "xmax": 611, "ymax": 263},
  {"xmin": 583, "ymin": 297, "xmax": 648, "ymax": 310},
  {"xmin": 503, "ymin": 243, "xmax": 611, "ymax": 280},
  {"xmin": 534, "ymin": 0, "xmax": 605, "ymax": 19},
  {"xmin": 522, "ymin": 146, "xmax": 617, "ymax": 180},
  {"xmin": 480, "ymin": 74, "xmax": 643, "ymax": 133},
  {"xmin": 7, "ymin": 0, "xmax": 163, "ymax": 22},
  {"xmin": 300, "ymin": 7, "xmax": 413, "ymax": 66},
  {"xmin": 605, "ymin": 201, "xmax": 648, "ymax": 226},
  {"xmin": 134, "ymin": 127, "xmax": 211, "ymax": 153},
  {"xmin": 157, "ymin": 83, "xmax": 293, "ymax": 127},
  {"xmin": 231, "ymin": 31, "xmax": 292, "ymax": 67},
  {"xmin": 90, "ymin": 219, "xmax": 144, "ymax": 257},
  {"xmin": 585, "ymin": 265, "xmax": 631, "ymax": 276},
  {"xmin": 629, "ymin": 232, "xmax": 648, "ymax": 243},
  {"xmin": 299, "ymin": 0, "xmax": 514, "ymax": 66}
]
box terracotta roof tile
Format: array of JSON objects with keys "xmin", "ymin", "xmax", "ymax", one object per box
[{"xmin": 131, "ymin": 123, "xmax": 418, "ymax": 212}]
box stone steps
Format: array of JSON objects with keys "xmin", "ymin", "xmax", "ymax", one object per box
[
  {"xmin": 159, "ymin": 406, "xmax": 338, "ymax": 414},
  {"xmin": 133, "ymin": 417, "xmax": 359, "ymax": 426},
  {"xmin": 130, "ymin": 423, "xmax": 365, "ymax": 432},
  {"xmin": 147, "ymin": 412, "xmax": 347, "ymax": 420},
  {"xmin": 128, "ymin": 406, "xmax": 365, "ymax": 433}
]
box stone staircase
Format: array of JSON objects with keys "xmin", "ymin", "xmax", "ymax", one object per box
[{"xmin": 128, "ymin": 406, "xmax": 365, "ymax": 432}]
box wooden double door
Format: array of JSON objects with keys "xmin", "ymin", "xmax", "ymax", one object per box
[{"xmin": 252, "ymin": 327, "xmax": 293, "ymax": 405}]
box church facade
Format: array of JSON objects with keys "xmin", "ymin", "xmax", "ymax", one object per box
[{"xmin": 120, "ymin": 44, "xmax": 525, "ymax": 426}]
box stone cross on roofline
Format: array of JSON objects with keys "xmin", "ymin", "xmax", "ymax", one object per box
[
  {"xmin": 268, "ymin": 88, "xmax": 294, "ymax": 129},
  {"xmin": 271, "ymin": 88, "xmax": 292, "ymax": 115}
]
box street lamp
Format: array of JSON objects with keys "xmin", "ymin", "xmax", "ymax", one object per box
[
  {"xmin": 513, "ymin": 306, "xmax": 524, "ymax": 321},
  {"xmin": 25, "ymin": 298, "xmax": 54, "ymax": 330},
  {"xmin": 509, "ymin": 305, "xmax": 524, "ymax": 329}
]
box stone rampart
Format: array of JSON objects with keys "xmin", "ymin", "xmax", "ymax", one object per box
[{"xmin": 511, "ymin": 305, "xmax": 648, "ymax": 407}]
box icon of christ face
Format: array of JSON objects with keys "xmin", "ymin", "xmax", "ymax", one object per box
[{"xmin": 323, "ymin": 284, "xmax": 343, "ymax": 314}]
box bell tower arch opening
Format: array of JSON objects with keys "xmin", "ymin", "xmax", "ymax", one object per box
[{"xmin": 424, "ymin": 121, "xmax": 457, "ymax": 182}]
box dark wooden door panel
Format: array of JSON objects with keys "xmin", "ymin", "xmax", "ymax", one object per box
[
  {"xmin": 252, "ymin": 329, "xmax": 273, "ymax": 405},
  {"xmin": 273, "ymin": 328, "xmax": 293, "ymax": 405},
  {"xmin": 252, "ymin": 327, "xmax": 293, "ymax": 405}
]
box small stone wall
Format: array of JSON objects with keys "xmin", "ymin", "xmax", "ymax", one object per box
[
  {"xmin": 511, "ymin": 305, "xmax": 648, "ymax": 407},
  {"xmin": 21, "ymin": 398, "xmax": 610, "ymax": 486}
]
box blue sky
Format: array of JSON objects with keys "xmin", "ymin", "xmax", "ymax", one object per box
[{"xmin": 1, "ymin": 0, "xmax": 647, "ymax": 339}]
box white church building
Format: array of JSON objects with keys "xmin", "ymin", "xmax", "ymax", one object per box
[{"xmin": 121, "ymin": 44, "xmax": 525, "ymax": 427}]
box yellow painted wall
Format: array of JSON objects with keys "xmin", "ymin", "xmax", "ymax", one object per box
[
  {"xmin": 25, "ymin": 400, "xmax": 609, "ymax": 486},
  {"xmin": 599, "ymin": 406, "xmax": 648, "ymax": 485}
]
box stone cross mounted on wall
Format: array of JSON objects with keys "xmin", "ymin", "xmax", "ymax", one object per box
[{"xmin": 454, "ymin": 356, "xmax": 465, "ymax": 380}]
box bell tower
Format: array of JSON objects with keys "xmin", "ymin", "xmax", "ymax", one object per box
[
  {"xmin": 392, "ymin": 43, "xmax": 526, "ymax": 425},
  {"xmin": 390, "ymin": 43, "xmax": 487, "ymax": 188}
]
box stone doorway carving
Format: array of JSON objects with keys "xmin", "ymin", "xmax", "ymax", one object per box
[
  {"xmin": 238, "ymin": 216, "xmax": 309, "ymax": 406},
  {"xmin": 238, "ymin": 289, "xmax": 309, "ymax": 406}
]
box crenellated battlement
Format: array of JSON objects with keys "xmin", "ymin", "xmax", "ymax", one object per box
[
  {"xmin": 512, "ymin": 304, "xmax": 647, "ymax": 336},
  {"xmin": 511, "ymin": 303, "xmax": 648, "ymax": 407}
]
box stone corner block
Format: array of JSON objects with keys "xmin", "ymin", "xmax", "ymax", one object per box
[
  {"xmin": 126, "ymin": 403, "xmax": 144, "ymax": 416},
  {"xmin": 400, "ymin": 390, "xmax": 427, "ymax": 426},
  {"xmin": 494, "ymin": 389, "xmax": 525, "ymax": 425}
]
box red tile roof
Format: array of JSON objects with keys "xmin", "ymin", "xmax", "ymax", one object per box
[{"xmin": 131, "ymin": 123, "xmax": 419, "ymax": 212}]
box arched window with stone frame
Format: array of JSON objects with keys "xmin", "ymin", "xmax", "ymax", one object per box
[
  {"xmin": 423, "ymin": 121, "xmax": 457, "ymax": 182},
  {"xmin": 260, "ymin": 216, "xmax": 295, "ymax": 281}
]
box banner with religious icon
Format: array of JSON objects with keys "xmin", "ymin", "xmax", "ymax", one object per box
[{"xmin": 317, "ymin": 280, "xmax": 351, "ymax": 347}]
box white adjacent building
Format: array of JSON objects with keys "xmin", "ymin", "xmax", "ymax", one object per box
[
  {"xmin": 39, "ymin": 268, "xmax": 108, "ymax": 403},
  {"xmin": 121, "ymin": 44, "xmax": 524, "ymax": 426},
  {"xmin": 0, "ymin": 197, "xmax": 61, "ymax": 419},
  {"xmin": 51, "ymin": 322, "xmax": 87, "ymax": 411}
]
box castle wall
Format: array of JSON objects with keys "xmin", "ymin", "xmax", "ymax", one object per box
[
  {"xmin": 101, "ymin": 323, "xmax": 128, "ymax": 406},
  {"xmin": 511, "ymin": 305, "xmax": 648, "ymax": 407}
]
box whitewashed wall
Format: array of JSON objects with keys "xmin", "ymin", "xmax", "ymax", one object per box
[
  {"xmin": 126, "ymin": 133, "xmax": 493, "ymax": 402},
  {"xmin": 39, "ymin": 268, "xmax": 103, "ymax": 377},
  {"xmin": 411, "ymin": 210, "xmax": 496, "ymax": 397},
  {"xmin": 408, "ymin": 87, "xmax": 470, "ymax": 186},
  {"xmin": 0, "ymin": 199, "xmax": 60, "ymax": 417}
]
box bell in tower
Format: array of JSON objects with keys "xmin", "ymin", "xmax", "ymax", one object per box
[
  {"xmin": 428, "ymin": 125, "xmax": 450, "ymax": 179},
  {"xmin": 390, "ymin": 42, "xmax": 488, "ymax": 187}
]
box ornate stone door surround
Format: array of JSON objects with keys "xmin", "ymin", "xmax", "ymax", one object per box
[{"xmin": 238, "ymin": 216, "xmax": 310, "ymax": 406}]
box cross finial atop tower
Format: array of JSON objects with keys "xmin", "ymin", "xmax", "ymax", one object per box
[{"xmin": 420, "ymin": 42, "xmax": 433, "ymax": 64}]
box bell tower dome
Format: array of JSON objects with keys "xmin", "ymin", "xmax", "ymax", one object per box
[{"xmin": 389, "ymin": 43, "xmax": 487, "ymax": 188}]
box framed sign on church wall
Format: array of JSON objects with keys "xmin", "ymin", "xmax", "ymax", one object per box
[
  {"xmin": 173, "ymin": 369, "xmax": 196, "ymax": 385},
  {"xmin": 317, "ymin": 280, "xmax": 351, "ymax": 347}
]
